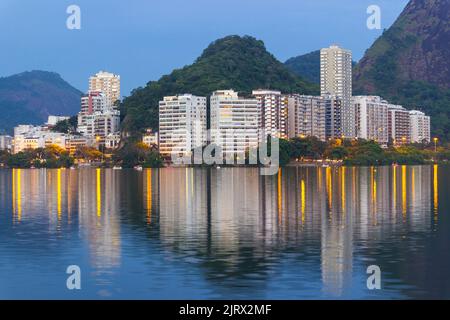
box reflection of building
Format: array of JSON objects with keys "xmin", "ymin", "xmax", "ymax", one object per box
[
  {"xmin": 159, "ymin": 168, "xmax": 208, "ymax": 245},
  {"xmin": 320, "ymin": 167, "xmax": 353, "ymax": 296},
  {"xmin": 409, "ymin": 110, "xmax": 431, "ymax": 143},
  {"xmin": 353, "ymin": 96, "xmax": 389, "ymax": 144},
  {"xmin": 78, "ymin": 169, "xmax": 121, "ymax": 270},
  {"xmin": 159, "ymin": 94, "xmax": 207, "ymax": 157},
  {"xmin": 2, "ymin": 163, "xmax": 439, "ymax": 298},
  {"xmin": 409, "ymin": 166, "xmax": 431, "ymax": 228},
  {"xmin": 321, "ymin": 45, "xmax": 354, "ymax": 138},
  {"xmin": 210, "ymin": 90, "xmax": 259, "ymax": 155}
]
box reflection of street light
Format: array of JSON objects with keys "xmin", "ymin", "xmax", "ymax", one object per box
[{"xmin": 434, "ymin": 137, "xmax": 438, "ymax": 153}]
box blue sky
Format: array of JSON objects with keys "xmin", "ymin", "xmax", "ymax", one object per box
[{"xmin": 0, "ymin": 0, "xmax": 409, "ymax": 96}]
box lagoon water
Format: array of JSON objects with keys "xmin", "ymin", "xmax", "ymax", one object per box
[{"xmin": 0, "ymin": 166, "xmax": 448, "ymax": 299}]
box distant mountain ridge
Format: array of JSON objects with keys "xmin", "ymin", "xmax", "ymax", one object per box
[
  {"xmin": 284, "ymin": 51, "xmax": 321, "ymax": 84},
  {"xmin": 354, "ymin": 0, "xmax": 450, "ymax": 139},
  {"xmin": 355, "ymin": 0, "xmax": 450, "ymax": 91},
  {"xmin": 0, "ymin": 71, "xmax": 82, "ymax": 134},
  {"xmin": 120, "ymin": 35, "xmax": 319, "ymax": 133}
]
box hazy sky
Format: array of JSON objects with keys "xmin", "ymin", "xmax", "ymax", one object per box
[{"xmin": 0, "ymin": 0, "xmax": 409, "ymax": 96}]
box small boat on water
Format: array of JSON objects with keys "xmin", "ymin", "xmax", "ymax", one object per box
[
  {"xmin": 134, "ymin": 166, "xmax": 143, "ymax": 171},
  {"xmin": 113, "ymin": 166, "xmax": 122, "ymax": 170},
  {"xmin": 70, "ymin": 166, "xmax": 76, "ymax": 170}
]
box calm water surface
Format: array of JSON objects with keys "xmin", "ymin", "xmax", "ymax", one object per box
[{"xmin": 0, "ymin": 166, "xmax": 448, "ymax": 299}]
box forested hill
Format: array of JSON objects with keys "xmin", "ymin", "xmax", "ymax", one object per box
[{"xmin": 120, "ymin": 35, "xmax": 319, "ymax": 133}]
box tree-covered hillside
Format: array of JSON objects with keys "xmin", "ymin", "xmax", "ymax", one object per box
[
  {"xmin": 120, "ymin": 35, "xmax": 319, "ymax": 133},
  {"xmin": 354, "ymin": 0, "xmax": 450, "ymax": 140}
]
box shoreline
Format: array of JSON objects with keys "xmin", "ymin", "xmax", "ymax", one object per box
[{"xmin": 1, "ymin": 162, "xmax": 447, "ymax": 170}]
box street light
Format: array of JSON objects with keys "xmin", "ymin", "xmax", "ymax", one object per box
[{"xmin": 434, "ymin": 137, "xmax": 438, "ymax": 153}]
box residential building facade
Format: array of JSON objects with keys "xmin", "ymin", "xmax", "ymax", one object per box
[
  {"xmin": 210, "ymin": 90, "xmax": 259, "ymax": 156},
  {"xmin": 142, "ymin": 129, "xmax": 159, "ymax": 148},
  {"xmin": 288, "ymin": 95, "xmax": 326, "ymax": 141},
  {"xmin": 158, "ymin": 94, "xmax": 207, "ymax": 157},
  {"xmin": 89, "ymin": 71, "xmax": 121, "ymax": 106},
  {"xmin": 252, "ymin": 90, "xmax": 288, "ymax": 140},
  {"xmin": 388, "ymin": 105, "xmax": 411, "ymax": 145},
  {"xmin": 353, "ymin": 96, "xmax": 389, "ymax": 145},
  {"xmin": 77, "ymin": 91, "xmax": 120, "ymax": 142},
  {"xmin": 409, "ymin": 110, "xmax": 431, "ymax": 143},
  {"xmin": 324, "ymin": 96, "xmax": 343, "ymax": 140},
  {"xmin": 320, "ymin": 45, "xmax": 354, "ymax": 138}
]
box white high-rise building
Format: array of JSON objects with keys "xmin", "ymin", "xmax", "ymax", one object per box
[
  {"xmin": 320, "ymin": 45, "xmax": 354, "ymax": 138},
  {"xmin": 158, "ymin": 94, "xmax": 207, "ymax": 157},
  {"xmin": 388, "ymin": 105, "xmax": 411, "ymax": 145},
  {"xmin": 353, "ymin": 96, "xmax": 389, "ymax": 145},
  {"xmin": 409, "ymin": 110, "xmax": 431, "ymax": 143},
  {"xmin": 252, "ymin": 90, "xmax": 288, "ymax": 140},
  {"xmin": 288, "ymin": 95, "xmax": 326, "ymax": 141},
  {"xmin": 210, "ymin": 90, "xmax": 259, "ymax": 156},
  {"xmin": 89, "ymin": 71, "xmax": 121, "ymax": 106}
]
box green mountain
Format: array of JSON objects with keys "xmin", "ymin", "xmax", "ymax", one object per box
[
  {"xmin": 121, "ymin": 35, "xmax": 319, "ymax": 133},
  {"xmin": 0, "ymin": 71, "xmax": 82, "ymax": 134},
  {"xmin": 284, "ymin": 50, "xmax": 321, "ymax": 84},
  {"xmin": 354, "ymin": 0, "xmax": 450, "ymax": 140}
]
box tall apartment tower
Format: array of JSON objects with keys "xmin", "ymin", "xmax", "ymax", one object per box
[
  {"xmin": 210, "ymin": 90, "xmax": 259, "ymax": 156},
  {"xmin": 409, "ymin": 110, "xmax": 431, "ymax": 143},
  {"xmin": 353, "ymin": 96, "xmax": 389, "ymax": 145},
  {"xmin": 252, "ymin": 90, "xmax": 289, "ymax": 140},
  {"xmin": 89, "ymin": 71, "xmax": 121, "ymax": 106},
  {"xmin": 158, "ymin": 94, "xmax": 207, "ymax": 157},
  {"xmin": 320, "ymin": 45, "xmax": 354, "ymax": 138}
]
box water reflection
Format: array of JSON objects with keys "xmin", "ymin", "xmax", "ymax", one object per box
[{"xmin": 0, "ymin": 165, "xmax": 447, "ymax": 299}]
